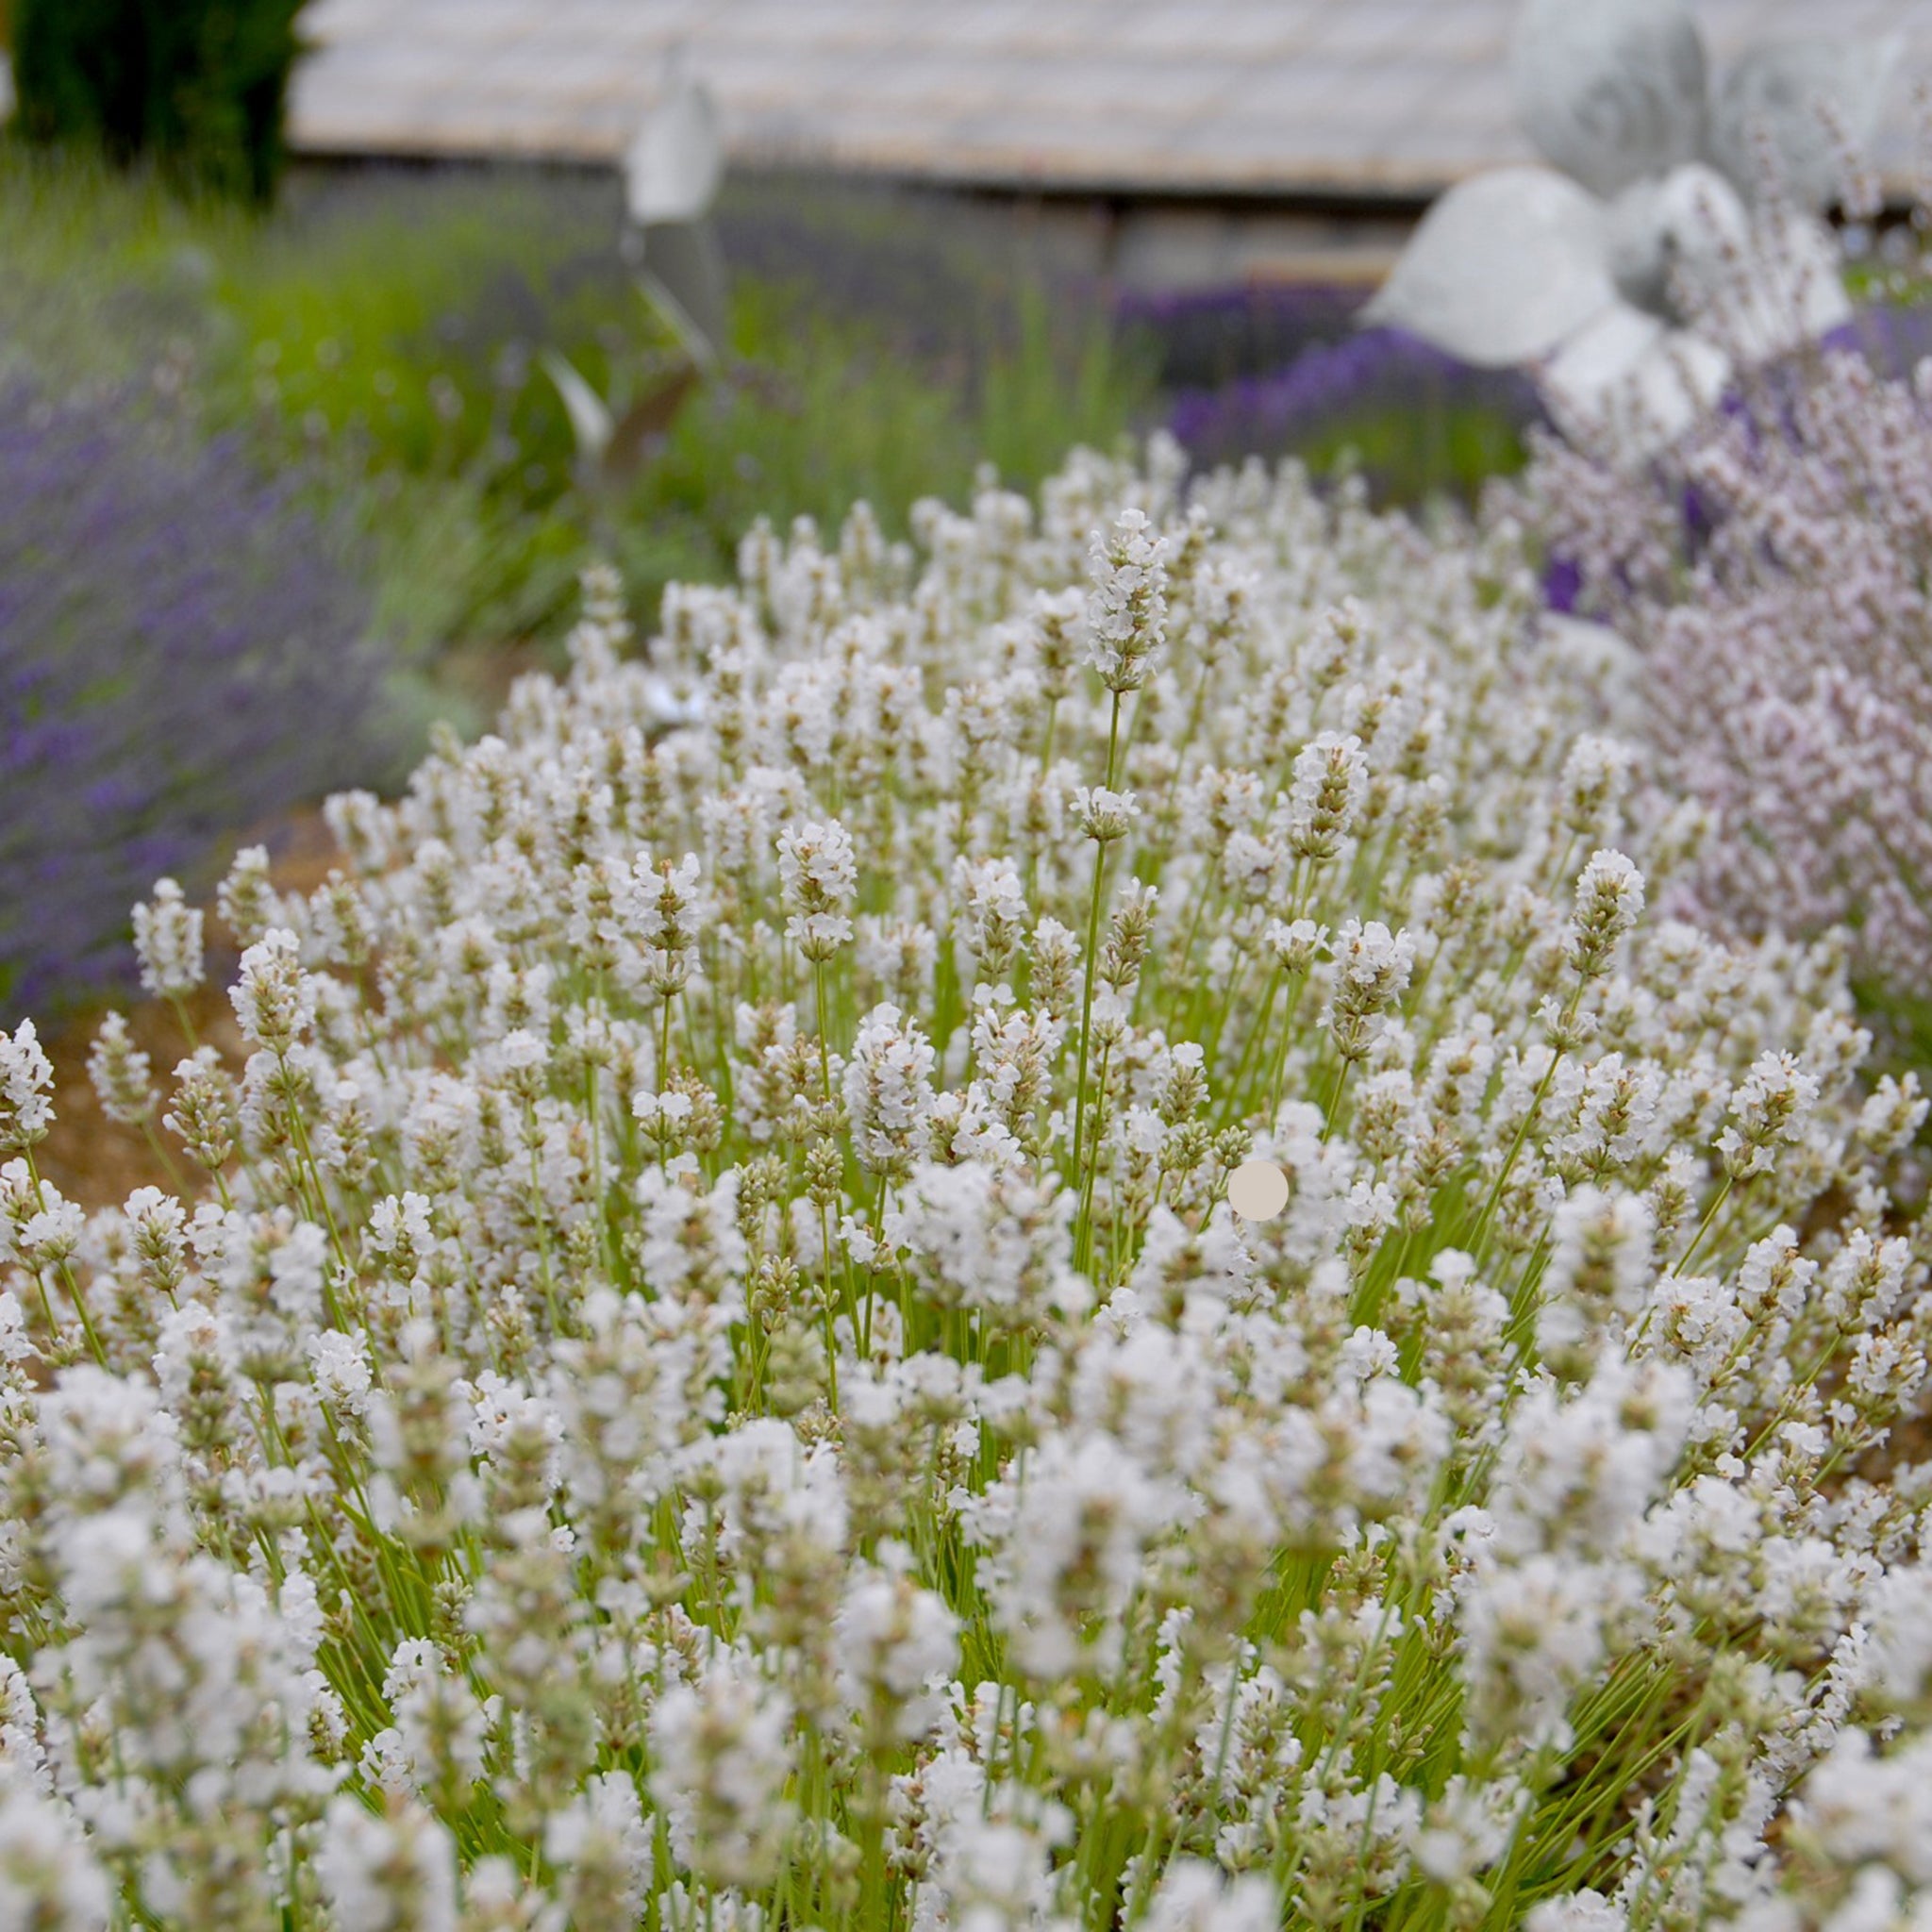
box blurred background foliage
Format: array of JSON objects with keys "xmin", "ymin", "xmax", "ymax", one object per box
[
  {"xmin": 0, "ymin": 105, "xmax": 1546, "ymax": 1015},
  {"xmin": 6, "ymin": 0, "xmax": 1929, "ymax": 1098},
  {"xmin": 0, "ymin": 375, "xmax": 394, "ymax": 1014},
  {"xmin": 0, "ymin": 154, "xmax": 1172, "ymax": 658},
  {"xmin": 0, "ymin": 147, "xmax": 1540, "ymax": 662},
  {"xmin": 11, "ymin": 0, "xmax": 306, "ymax": 203}
]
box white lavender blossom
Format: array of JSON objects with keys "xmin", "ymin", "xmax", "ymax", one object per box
[
  {"xmin": 1288, "ymin": 730, "xmax": 1369, "ymax": 860},
  {"xmin": 1567, "ymin": 850, "xmax": 1646, "ymax": 978},
  {"xmin": 1086, "ymin": 506, "xmax": 1168, "ymax": 694},
  {"xmin": 647, "ymin": 1664, "xmax": 795, "ymax": 1889},
  {"xmin": 0, "ymin": 444, "xmax": 1920, "ymax": 1932},
  {"xmin": 131, "ymin": 878, "xmax": 205, "ymax": 1000},
  {"xmin": 0, "ymin": 1021, "xmax": 52, "ymax": 1152},
  {"xmin": 776, "ymin": 818, "xmax": 858, "ymax": 961}
]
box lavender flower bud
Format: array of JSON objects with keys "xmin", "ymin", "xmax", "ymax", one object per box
[
  {"xmin": 217, "ymin": 846, "xmax": 279, "ymax": 948},
  {"xmin": 131, "ymin": 879, "xmax": 205, "ymax": 1000},
  {"xmin": 1329, "ymin": 920, "xmax": 1416, "ymax": 1062},
  {"xmin": 1086, "ymin": 508, "xmax": 1168, "ymax": 694},
  {"xmin": 777, "ymin": 819, "xmax": 858, "ymax": 962},
  {"xmin": 86, "ymin": 1012, "xmax": 154, "ymax": 1126},
  {"xmin": 0, "ymin": 1021, "xmax": 53, "ymax": 1153},
  {"xmin": 230, "ymin": 929, "xmax": 316, "ymax": 1055},
  {"xmin": 1718, "ymin": 1050, "xmax": 1822, "ymax": 1179},
  {"xmin": 1566, "ymin": 851, "xmax": 1646, "ymax": 978},
  {"xmin": 163, "ymin": 1048, "xmax": 237, "ymax": 1174},
  {"xmin": 1288, "ymin": 731, "xmax": 1369, "ymax": 860},
  {"xmin": 1073, "ymin": 787, "xmax": 1140, "ymax": 844}
]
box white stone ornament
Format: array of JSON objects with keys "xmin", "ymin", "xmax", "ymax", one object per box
[
  {"xmin": 541, "ymin": 50, "xmax": 729, "ymax": 477},
  {"xmin": 1538, "ymin": 300, "xmax": 1728, "ymax": 456},
  {"xmin": 622, "ymin": 50, "xmax": 729, "ymax": 368},
  {"xmin": 1365, "ymin": 0, "xmax": 1902, "ymax": 463},
  {"xmin": 540, "ymin": 349, "xmax": 617, "ymax": 469},
  {"xmin": 1364, "ymin": 168, "xmax": 1617, "ymax": 369},
  {"xmin": 623, "ymin": 53, "xmax": 724, "ymax": 228},
  {"xmin": 1512, "ymin": 0, "xmax": 1710, "ymax": 200},
  {"xmin": 1710, "ymin": 38, "xmax": 1904, "ymax": 212}
]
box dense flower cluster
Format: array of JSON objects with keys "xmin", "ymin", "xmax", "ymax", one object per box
[
  {"xmin": 0, "ymin": 441, "xmax": 1928, "ymax": 1928},
  {"xmin": 1515, "ymin": 330, "xmax": 1932, "ymax": 1000}
]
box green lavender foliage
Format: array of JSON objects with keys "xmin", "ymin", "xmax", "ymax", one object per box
[{"xmin": 0, "ymin": 153, "xmax": 1158, "ymax": 653}]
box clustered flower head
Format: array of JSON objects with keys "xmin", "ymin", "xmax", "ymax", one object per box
[
  {"xmin": 0, "ymin": 442, "xmax": 1927, "ymax": 1929},
  {"xmin": 777, "ymin": 817, "xmax": 858, "ymax": 962},
  {"xmin": 1085, "ymin": 506, "xmax": 1169, "ymax": 694}
]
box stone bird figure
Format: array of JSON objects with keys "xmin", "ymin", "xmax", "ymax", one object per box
[{"xmin": 1365, "ymin": 0, "xmax": 1900, "ymax": 460}]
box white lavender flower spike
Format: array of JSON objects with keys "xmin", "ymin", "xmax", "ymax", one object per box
[
  {"xmin": 1366, "ymin": 0, "xmax": 1903, "ymax": 462},
  {"xmin": 622, "ymin": 47, "xmax": 723, "ymax": 229},
  {"xmin": 9, "ymin": 440, "xmax": 1932, "ymax": 1924},
  {"xmin": 638, "ymin": 670, "xmax": 706, "ymax": 737}
]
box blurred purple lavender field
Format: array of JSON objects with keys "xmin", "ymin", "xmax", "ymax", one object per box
[
  {"xmin": 1165, "ymin": 320, "xmax": 1547, "ymax": 493},
  {"xmin": 0, "ymin": 383, "xmax": 395, "ymax": 1016},
  {"xmin": 1141, "ymin": 283, "xmax": 1932, "ymax": 514},
  {"xmin": 698, "ymin": 209, "xmax": 1549, "ymax": 506},
  {"xmin": 1113, "ymin": 281, "xmax": 1364, "ymax": 391},
  {"xmin": 1112, "ymin": 280, "xmax": 1547, "ymax": 500}
]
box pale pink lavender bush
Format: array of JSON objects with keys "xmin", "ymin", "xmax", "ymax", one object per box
[{"xmin": 1516, "ymin": 340, "xmax": 1932, "ymax": 995}]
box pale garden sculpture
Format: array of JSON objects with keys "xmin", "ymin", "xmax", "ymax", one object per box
[
  {"xmin": 618, "ymin": 45, "xmax": 728, "ymax": 372},
  {"xmin": 543, "ymin": 49, "xmax": 726, "ymax": 486},
  {"xmin": 1366, "ymin": 0, "xmax": 1900, "ymax": 459}
]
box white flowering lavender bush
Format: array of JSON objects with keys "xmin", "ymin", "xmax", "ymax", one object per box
[{"xmin": 2, "ymin": 440, "xmax": 1930, "ymax": 1929}]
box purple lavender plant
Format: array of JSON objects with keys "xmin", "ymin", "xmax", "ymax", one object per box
[
  {"xmin": 1827, "ymin": 298, "xmax": 1932, "ymax": 384},
  {"xmin": 0, "ymin": 382, "xmax": 393, "ymax": 1017},
  {"xmin": 1166, "ymin": 325, "xmax": 1547, "ymax": 502},
  {"xmin": 1113, "ymin": 280, "xmax": 1364, "ymax": 391},
  {"xmin": 1515, "ymin": 330, "xmax": 1932, "ymax": 996}
]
